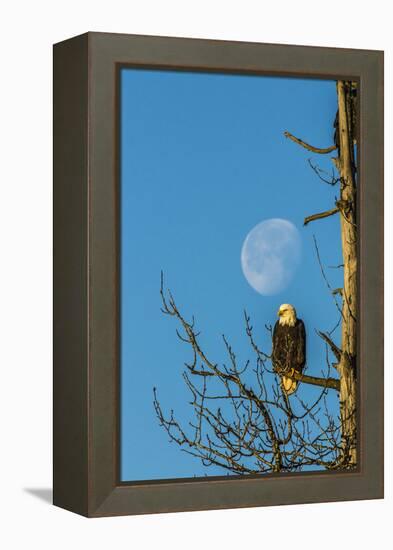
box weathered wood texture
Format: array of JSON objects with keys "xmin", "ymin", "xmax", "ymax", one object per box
[{"xmin": 336, "ymin": 81, "xmax": 357, "ymax": 466}]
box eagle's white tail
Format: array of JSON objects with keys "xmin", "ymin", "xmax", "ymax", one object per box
[{"xmin": 282, "ymin": 373, "xmax": 298, "ymax": 395}]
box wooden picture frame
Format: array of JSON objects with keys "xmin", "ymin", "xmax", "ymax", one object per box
[{"xmin": 53, "ymin": 32, "xmax": 384, "ymax": 517}]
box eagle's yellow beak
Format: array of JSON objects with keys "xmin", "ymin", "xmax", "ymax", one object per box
[{"xmin": 277, "ymin": 309, "xmax": 282, "ymax": 316}]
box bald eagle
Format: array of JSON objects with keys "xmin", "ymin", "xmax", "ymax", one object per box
[{"xmin": 272, "ymin": 304, "xmax": 306, "ymax": 395}]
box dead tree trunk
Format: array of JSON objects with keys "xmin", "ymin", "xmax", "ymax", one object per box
[
  {"xmin": 284, "ymin": 80, "xmax": 357, "ymax": 468},
  {"xmin": 336, "ymin": 81, "xmax": 357, "ymax": 467}
]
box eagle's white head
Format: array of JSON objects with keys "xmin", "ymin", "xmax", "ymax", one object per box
[{"xmin": 277, "ymin": 304, "xmax": 297, "ymax": 327}]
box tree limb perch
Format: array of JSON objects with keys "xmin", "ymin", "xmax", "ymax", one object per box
[{"xmin": 283, "ymin": 370, "xmax": 340, "ymax": 392}]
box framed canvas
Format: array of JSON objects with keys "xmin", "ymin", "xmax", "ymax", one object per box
[{"xmin": 53, "ymin": 32, "xmax": 384, "ymax": 517}]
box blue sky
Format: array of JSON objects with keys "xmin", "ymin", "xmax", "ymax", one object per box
[{"xmin": 120, "ymin": 68, "xmax": 342, "ymax": 481}]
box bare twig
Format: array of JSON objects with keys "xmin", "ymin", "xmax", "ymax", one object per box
[
  {"xmin": 312, "ymin": 235, "xmax": 344, "ymax": 319},
  {"xmin": 307, "ymin": 159, "xmax": 340, "ymax": 186},
  {"xmin": 317, "ymin": 331, "xmax": 342, "ymax": 361}
]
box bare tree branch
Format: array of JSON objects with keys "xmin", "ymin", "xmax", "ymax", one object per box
[
  {"xmin": 317, "ymin": 331, "xmax": 342, "ymax": 361},
  {"xmin": 284, "ymin": 131, "xmax": 337, "ymax": 154},
  {"xmin": 307, "ymin": 159, "xmax": 340, "ymax": 186},
  {"xmin": 304, "ymin": 207, "xmax": 339, "ymax": 226},
  {"xmin": 282, "ymin": 370, "xmax": 339, "ymax": 391}
]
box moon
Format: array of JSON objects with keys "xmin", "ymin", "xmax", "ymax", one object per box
[{"xmin": 241, "ymin": 218, "xmax": 301, "ymax": 295}]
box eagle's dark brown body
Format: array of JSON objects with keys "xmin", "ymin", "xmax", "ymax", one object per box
[{"xmin": 272, "ymin": 319, "xmax": 306, "ymax": 394}]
